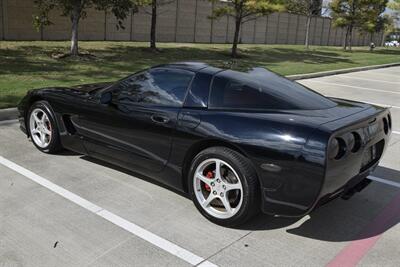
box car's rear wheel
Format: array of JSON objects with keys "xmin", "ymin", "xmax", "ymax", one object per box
[
  {"xmin": 27, "ymin": 101, "xmax": 62, "ymax": 153},
  {"xmin": 189, "ymin": 147, "xmax": 260, "ymax": 226}
]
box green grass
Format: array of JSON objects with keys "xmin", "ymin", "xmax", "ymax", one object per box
[{"xmin": 1, "ymin": 41, "xmax": 400, "ymax": 109}]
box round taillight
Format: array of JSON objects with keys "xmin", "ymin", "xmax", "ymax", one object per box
[
  {"xmin": 388, "ymin": 114, "xmax": 392, "ymax": 130},
  {"xmin": 383, "ymin": 118, "xmax": 389, "ymax": 135},
  {"xmin": 350, "ymin": 132, "xmax": 362, "ymax": 153},
  {"xmin": 329, "ymin": 137, "xmax": 347, "ymax": 160}
]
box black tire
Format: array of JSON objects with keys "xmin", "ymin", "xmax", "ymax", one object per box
[
  {"xmin": 188, "ymin": 146, "xmax": 260, "ymax": 227},
  {"xmin": 27, "ymin": 101, "xmax": 63, "ymax": 154}
]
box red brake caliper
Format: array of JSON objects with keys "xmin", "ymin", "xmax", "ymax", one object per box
[{"xmin": 204, "ymin": 171, "xmax": 214, "ymax": 192}]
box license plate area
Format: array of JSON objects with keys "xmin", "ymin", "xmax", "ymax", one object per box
[{"xmin": 360, "ymin": 144, "xmax": 378, "ymax": 171}]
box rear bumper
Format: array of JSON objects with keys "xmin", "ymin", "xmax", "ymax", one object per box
[
  {"xmin": 312, "ymin": 162, "xmax": 377, "ymax": 211},
  {"xmin": 265, "ymin": 160, "xmax": 377, "ymax": 218},
  {"xmin": 261, "ymin": 107, "xmax": 391, "ymax": 217}
]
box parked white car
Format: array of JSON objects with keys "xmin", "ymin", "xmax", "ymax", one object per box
[{"xmin": 385, "ymin": 41, "xmax": 400, "ymax": 47}]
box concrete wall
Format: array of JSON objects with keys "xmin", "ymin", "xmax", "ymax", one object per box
[
  {"xmin": 0, "ymin": 0, "xmax": 4, "ymax": 40},
  {"xmin": 0, "ymin": 0, "xmax": 383, "ymax": 46}
]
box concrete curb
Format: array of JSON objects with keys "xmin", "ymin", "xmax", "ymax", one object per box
[
  {"xmin": 0, "ymin": 62, "xmax": 399, "ymax": 121},
  {"xmin": 0, "ymin": 107, "xmax": 18, "ymax": 121},
  {"xmin": 287, "ymin": 62, "xmax": 400, "ymax": 80}
]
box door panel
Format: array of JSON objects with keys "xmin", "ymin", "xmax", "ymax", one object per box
[
  {"xmin": 75, "ymin": 68, "xmax": 194, "ymax": 174},
  {"xmin": 79, "ymin": 104, "xmax": 178, "ymax": 173}
]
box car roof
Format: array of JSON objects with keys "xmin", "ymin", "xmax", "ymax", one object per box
[
  {"xmin": 152, "ymin": 62, "xmax": 223, "ymax": 73},
  {"xmin": 151, "ymin": 62, "xmax": 292, "ymax": 82}
]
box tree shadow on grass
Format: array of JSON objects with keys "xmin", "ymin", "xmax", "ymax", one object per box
[
  {"xmin": 242, "ymin": 47, "xmax": 353, "ymax": 64},
  {"xmin": 0, "ymin": 43, "xmax": 358, "ymax": 77},
  {"xmin": 371, "ymin": 48, "xmax": 400, "ymax": 56},
  {"xmin": 0, "ymin": 44, "xmax": 163, "ymax": 79},
  {"xmin": 0, "ymin": 43, "xmax": 365, "ymax": 107}
]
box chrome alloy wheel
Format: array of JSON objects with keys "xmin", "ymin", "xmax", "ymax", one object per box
[
  {"xmin": 193, "ymin": 158, "xmax": 243, "ymax": 219},
  {"xmin": 29, "ymin": 108, "xmax": 52, "ymax": 148}
]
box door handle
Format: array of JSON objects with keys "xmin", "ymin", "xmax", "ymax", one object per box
[{"xmin": 151, "ymin": 114, "xmax": 170, "ymax": 124}]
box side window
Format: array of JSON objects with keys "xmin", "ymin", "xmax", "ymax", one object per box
[
  {"xmin": 210, "ymin": 76, "xmax": 285, "ymax": 109},
  {"xmin": 114, "ymin": 69, "xmax": 194, "ymax": 107}
]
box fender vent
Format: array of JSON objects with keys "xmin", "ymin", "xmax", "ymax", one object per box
[{"xmin": 62, "ymin": 115, "xmax": 77, "ymax": 135}]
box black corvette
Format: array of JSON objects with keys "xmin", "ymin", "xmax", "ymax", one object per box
[{"xmin": 18, "ymin": 62, "xmax": 392, "ymax": 226}]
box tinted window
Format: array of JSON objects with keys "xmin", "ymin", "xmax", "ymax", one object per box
[
  {"xmin": 114, "ymin": 68, "xmax": 194, "ymax": 107},
  {"xmin": 210, "ymin": 69, "xmax": 336, "ymax": 110}
]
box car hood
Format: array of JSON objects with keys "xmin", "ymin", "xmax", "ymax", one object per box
[
  {"xmin": 28, "ymin": 82, "xmax": 114, "ymax": 98},
  {"xmin": 34, "ymin": 82, "xmax": 113, "ymax": 95},
  {"xmin": 70, "ymin": 82, "xmax": 114, "ymax": 93}
]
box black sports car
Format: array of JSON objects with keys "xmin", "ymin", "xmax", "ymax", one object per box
[{"xmin": 18, "ymin": 62, "xmax": 392, "ymax": 226}]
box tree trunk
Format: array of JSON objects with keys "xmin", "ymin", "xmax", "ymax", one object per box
[
  {"xmin": 343, "ymin": 26, "xmax": 349, "ymax": 50},
  {"xmin": 70, "ymin": 5, "xmax": 81, "ymax": 56},
  {"xmin": 150, "ymin": 0, "xmax": 157, "ymax": 50},
  {"xmin": 381, "ymin": 33, "xmax": 386, "ymax": 47},
  {"xmin": 348, "ymin": 25, "xmax": 353, "ymax": 51},
  {"xmin": 305, "ymin": 15, "xmax": 311, "ymax": 49},
  {"xmin": 231, "ymin": 17, "xmax": 241, "ymax": 58}
]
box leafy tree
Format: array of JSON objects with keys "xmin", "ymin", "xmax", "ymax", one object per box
[
  {"xmin": 330, "ymin": 0, "xmax": 388, "ymax": 51},
  {"xmin": 209, "ymin": 0, "xmax": 285, "ymax": 58},
  {"xmin": 285, "ymin": 0, "xmax": 322, "ymax": 49},
  {"xmin": 33, "ymin": 0, "xmax": 135, "ymax": 56},
  {"xmin": 135, "ymin": 0, "xmax": 175, "ymax": 50},
  {"xmin": 361, "ymin": 13, "xmax": 390, "ymax": 45},
  {"xmin": 377, "ymin": 14, "xmax": 396, "ymax": 45},
  {"xmin": 360, "ymin": 0, "xmax": 388, "ymax": 44},
  {"xmin": 388, "ymin": 0, "xmax": 400, "ymax": 18}
]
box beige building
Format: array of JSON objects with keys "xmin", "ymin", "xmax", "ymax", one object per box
[{"xmin": 0, "ymin": 0, "xmax": 382, "ymax": 45}]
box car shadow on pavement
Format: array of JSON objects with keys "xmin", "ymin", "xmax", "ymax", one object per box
[
  {"xmin": 56, "ymin": 150, "xmax": 82, "ymax": 156},
  {"xmin": 242, "ymin": 165, "xmax": 400, "ymax": 242},
  {"xmin": 79, "ymin": 154, "xmax": 400, "ymax": 242},
  {"xmin": 80, "ymin": 155, "xmax": 189, "ymax": 198}
]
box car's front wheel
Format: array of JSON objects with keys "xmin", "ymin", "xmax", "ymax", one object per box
[
  {"xmin": 189, "ymin": 147, "xmax": 260, "ymax": 226},
  {"xmin": 27, "ymin": 101, "xmax": 63, "ymax": 153}
]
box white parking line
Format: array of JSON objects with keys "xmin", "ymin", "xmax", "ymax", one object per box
[
  {"xmin": 0, "ymin": 119, "xmax": 18, "ymax": 125},
  {"xmin": 393, "ymin": 131, "xmax": 400, "ymax": 135},
  {"xmin": 0, "ymin": 156, "xmax": 217, "ymax": 267},
  {"xmin": 319, "ymin": 97, "xmax": 400, "ymax": 110},
  {"xmin": 368, "ymin": 176, "xmax": 400, "ymax": 189},
  {"xmin": 339, "ymin": 76, "xmax": 400, "ymax": 85},
  {"xmin": 356, "ymin": 72, "xmax": 400, "ymax": 79},
  {"xmin": 362, "ymin": 102, "xmax": 400, "ymax": 109},
  {"xmin": 305, "ymin": 80, "xmax": 400, "ymax": 95}
]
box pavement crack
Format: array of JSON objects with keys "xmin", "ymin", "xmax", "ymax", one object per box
[
  {"xmin": 195, "ymin": 231, "xmax": 253, "ymax": 266},
  {"xmin": 84, "ymin": 237, "xmax": 132, "ymax": 267}
]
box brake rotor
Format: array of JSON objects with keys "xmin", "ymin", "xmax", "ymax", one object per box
[{"xmin": 203, "ymin": 170, "xmax": 214, "ymax": 192}]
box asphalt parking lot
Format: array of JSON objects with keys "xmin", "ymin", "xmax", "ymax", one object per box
[{"xmin": 1, "ymin": 66, "xmax": 400, "ymax": 267}]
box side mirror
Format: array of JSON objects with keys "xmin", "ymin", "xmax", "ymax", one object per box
[{"xmin": 100, "ymin": 92, "xmax": 112, "ymax": 105}]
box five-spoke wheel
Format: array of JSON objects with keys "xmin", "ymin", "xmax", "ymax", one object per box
[
  {"xmin": 194, "ymin": 158, "xmax": 243, "ymax": 219},
  {"xmin": 27, "ymin": 101, "xmax": 62, "ymax": 153},
  {"xmin": 29, "ymin": 108, "xmax": 52, "ymax": 148},
  {"xmin": 189, "ymin": 147, "xmax": 259, "ymax": 226}
]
